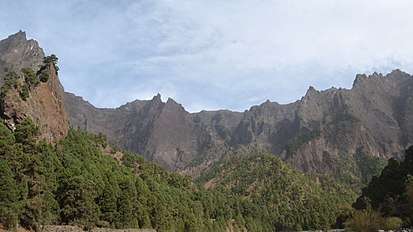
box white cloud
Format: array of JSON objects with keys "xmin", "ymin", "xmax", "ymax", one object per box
[{"xmin": 2, "ymin": 0, "xmax": 413, "ymax": 112}]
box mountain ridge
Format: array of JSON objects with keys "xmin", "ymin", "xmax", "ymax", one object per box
[
  {"xmin": 1, "ymin": 31, "xmax": 412, "ymax": 180},
  {"xmin": 64, "ymin": 67, "xmax": 413, "ymax": 180}
]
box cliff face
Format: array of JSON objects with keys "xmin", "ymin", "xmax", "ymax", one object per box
[
  {"xmin": 64, "ymin": 70, "xmax": 413, "ymax": 177},
  {"xmin": 0, "ymin": 31, "xmax": 44, "ymax": 87},
  {"xmin": 63, "ymin": 92, "xmax": 237, "ymax": 172},
  {"xmin": 2, "ymin": 31, "xmax": 411, "ymax": 178},
  {"xmin": 61, "ymin": 70, "xmax": 413, "ymax": 175},
  {"xmin": 0, "ymin": 31, "xmax": 69, "ymax": 142}
]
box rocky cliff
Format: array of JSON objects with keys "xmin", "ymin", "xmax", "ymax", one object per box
[
  {"xmin": 0, "ymin": 31, "xmax": 69, "ymax": 142},
  {"xmin": 1, "ymin": 31, "xmax": 412, "ymax": 178},
  {"xmin": 63, "ymin": 69, "xmax": 413, "ymax": 177},
  {"xmin": 0, "ymin": 31, "xmax": 44, "ymax": 87}
]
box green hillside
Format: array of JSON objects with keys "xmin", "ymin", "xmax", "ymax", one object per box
[
  {"xmin": 0, "ymin": 119, "xmax": 247, "ymax": 232},
  {"xmin": 0, "ymin": 116, "xmax": 362, "ymax": 232},
  {"xmin": 347, "ymin": 146, "xmax": 413, "ymax": 231},
  {"xmin": 198, "ymin": 153, "xmax": 358, "ymax": 231}
]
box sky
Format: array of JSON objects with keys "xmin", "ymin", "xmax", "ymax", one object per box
[{"xmin": 1, "ymin": 0, "xmax": 413, "ymax": 112}]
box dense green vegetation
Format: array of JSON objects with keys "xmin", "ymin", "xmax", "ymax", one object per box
[
  {"xmin": 0, "ymin": 119, "xmax": 250, "ymax": 231},
  {"xmin": 0, "ymin": 64, "xmax": 393, "ymax": 231},
  {"xmin": 0, "ymin": 71, "xmax": 19, "ymax": 101},
  {"xmin": 0, "ymin": 115, "xmax": 363, "ymax": 232},
  {"xmin": 0, "ymin": 54, "xmax": 57, "ymax": 102},
  {"xmin": 198, "ymin": 153, "xmax": 358, "ymax": 231},
  {"xmin": 37, "ymin": 54, "xmax": 59, "ymax": 82},
  {"xmin": 0, "ymin": 113, "xmax": 395, "ymax": 232},
  {"xmin": 328, "ymin": 151, "xmax": 386, "ymax": 191},
  {"xmin": 348, "ymin": 146, "xmax": 413, "ymax": 230}
]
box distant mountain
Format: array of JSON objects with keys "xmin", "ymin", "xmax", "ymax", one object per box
[
  {"xmin": 4, "ymin": 30, "xmax": 413, "ymax": 231},
  {"xmin": 1, "ymin": 31, "xmax": 412, "ymax": 183},
  {"xmin": 0, "ymin": 31, "xmax": 360, "ymax": 231},
  {"xmin": 64, "ymin": 70, "xmax": 413, "ymax": 182},
  {"xmin": 63, "ymin": 92, "xmax": 244, "ymax": 174}
]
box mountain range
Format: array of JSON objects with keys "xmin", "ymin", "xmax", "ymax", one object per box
[
  {"xmin": 1, "ymin": 31, "xmax": 413, "ymax": 181},
  {"xmin": 2, "ymin": 30, "xmax": 413, "ymax": 231}
]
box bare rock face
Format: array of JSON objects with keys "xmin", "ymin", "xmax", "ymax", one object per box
[
  {"xmin": 64, "ymin": 70, "xmax": 413, "ymax": 177},
  {"xmin": 6, "ymin": 31, "xmax": 411, "ymax": 179},
  {"xmin": 2, "ymin": 32, "xmax": 408, "ymax": 178},
  {"xmin": 64, "ymin": 92, "xmax": 238, "ymax": 173},
  {"xmin": 0, "ymin": 31, "xmax": 44, "ymax": 87},
  {"xmin": 0, "ymin": 31, "xmax": 69, "ymax": 142}
]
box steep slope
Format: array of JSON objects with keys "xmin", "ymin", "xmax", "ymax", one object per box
[
  {"xmin": 198, "ymin": 152, "xmax": 357, "ymax": 230},
  {"xmin": 0, "ymin": 32, "xmax": 256, "ymax": 232},
  {"xmin": 285, "ymin": 71, "xmax": 412, "ymax": 176},
  {"xmin": 350, "ymin": 146, "xmax": 413, "ymax": 229},
  {"xmin": 0, "ymin": 31, "xmax": 69, "ymax": 142},
  {"xmin": 0, "ymin": 121, "xmax": 256, "ymax": 232},
  {"xmin": 64, "ymin": 92, "xmax": 243, "ymax": 172},
  {"xmin": 1, "ymin": 31, "xmax": 409, "ymax": 180},
  {"xmin": 64, "ymin": 70, "xmax": 413, "ymax": 179},
  {"xmin": 0, "ymin": 31, "xmax": 44, "ymax": 87}
]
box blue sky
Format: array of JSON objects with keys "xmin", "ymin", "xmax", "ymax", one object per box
[{"xmin": 1, "ymin": 0, "xmax": 413, "ymax": 112}]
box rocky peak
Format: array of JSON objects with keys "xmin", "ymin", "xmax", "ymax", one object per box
[
  {"xmin": 4, "ymin": 31, "xmax": 412, "ymax": 179},
  {"xmin": 0, "ymin": 32, "xmax": 69, "ymax": 142},
  {"xmin": 164, "ymin": 97, "xmax": 186, "ymax": 113},
  {"xmin": 5, "ymin": 30, "xmax": 26, "ymax": 40},
  {"xmin": 304, "ymin": 86, "xmax": 318, "ymax": 97},
  {"xmin": 153, "ymin": 93, "xmax": 162, "ymax": 102},
  {"xmin": 389, "ymin": 68, "xmax": 409, "ymax": 76},
  {"xmin": 352, "ymin": 73, "xmax": 367, "ymax": 87},
  {"xmin": 0, "ymin": 31, "xmax": 44, "ymax": 87},
  {"xmin": 353, "ymin": 69, "xmax": 411, "ymax": 89},
  {"xmin": 62, "ymin": 67, "xmax": 413, "ymax": 178}
]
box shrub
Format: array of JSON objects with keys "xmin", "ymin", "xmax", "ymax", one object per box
[
  {"xmin": 38, "ymin": 70, "xmax": 49, "ymax": 82},
  {"xmin": 19, "ymin": 84, "xmax": 29, "ymax": 100},
  {"xmin": 345, "ymin": 205, "xmax": 384, "ymax": 232},
  {"xmin": 384, "ymin": 217, "xmax": 402, "ymax": 231}
]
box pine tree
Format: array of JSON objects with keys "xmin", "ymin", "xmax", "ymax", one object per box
[
  {"xmin": 59, "ymin": 175, "xmax": 100, "ymax": 227},
  {"xmin": 117, "ymin": 179, "xmax": 138, "ymax": 228},
  {"xmin": 0, "ymin": 158, "xmax": 20, "ymax": 229},
  {"xmin": 98, "ymin": 186, "xmax": 118, "ymax": 226}
]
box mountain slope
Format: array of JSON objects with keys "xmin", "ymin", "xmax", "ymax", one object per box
[
  {"xmin": 1, "ymin": 31, "xmax": 411, "ymax": 182},
  {"xmin": 352, "ymin": 146, "xmax": 413, "ymax": 226},
  {"xmin": 64, "ymin": 93, "xmax": 244, "ymax": 173},
  {"xmin": 0, "ymin": 120, "xmax": 255, "ymax": 231},
  {"xmin": 198, "ymin": 152, "xmax": 357, "ymax": 230},
  {"xmin": 0, "ymin": 32, "xmax": 69, "ymax": 142},
  {"xmin": 0, "ymin": 32, "xmax": 263, "ymax": 232},
  {"xmin": 1, "ymin": 31, "xmax": 411, "ymax": 231},
  {"xmin": 0, "ymin": 31, "xmax": 44, "ymax": 88},
  {"xmin": 63, "ymin": 70, "xmax": 413, "ymax": 180}
]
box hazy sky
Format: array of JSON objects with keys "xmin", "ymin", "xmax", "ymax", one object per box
[{"xmin": 1, "ymin": 0, "xmax": 413, "ymax": 112}]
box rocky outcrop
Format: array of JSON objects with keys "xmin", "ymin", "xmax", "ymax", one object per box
[
  {"xmin": 229, "ymin": 70, "xmax": 413, "ymax": 176},
  {"xmin": 0, "ymin": 31, "xmax": 69, "ymax": 142},
  {"xmin": 1, "ymin": 31, "xmax": 412, "ymax": 178},
  {"xmin": 64, "ymin": 90, "xmax": 247, "ymax": 174},
  {"xmin": 0, "ymin": 31, "xmax": 44, "ymax": 87},
  {"xmin": 64, "ymin": 70, "xmax": 413, "ymax": 177}
]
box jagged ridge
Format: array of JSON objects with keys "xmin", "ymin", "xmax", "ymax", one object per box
[
  {"xmin": 63, "ymin": 70, "xmax": 413, "ymax": 179},
  {"xmin": 1, "ymin": 31, "xmax": 412, "ymax": 180}
]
